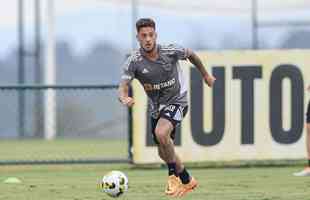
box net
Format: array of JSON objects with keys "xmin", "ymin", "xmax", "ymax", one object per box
[{"xmin": 0, "ymin": 85, "xmax": 130, "ymax": 164}]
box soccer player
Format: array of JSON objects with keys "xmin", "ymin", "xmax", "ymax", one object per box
[
  {"xmin": 294, "ymin": 85, "xmax": 310, "ymax": 176},
  {"xmin": 118, "ymin": 18, "xmax": 216, "ymax": 197}
]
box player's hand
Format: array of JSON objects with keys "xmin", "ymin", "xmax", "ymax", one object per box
[
  {"xmin": 204, "ymin": 74, "xmax": 216, "ymax": 87},
  {"xmin": 307, "ymin": 85, "xmax": 310, "ymax": 92},
  {"xmin": 119, "ymin": 96, "xmax": 135, "ymax": 107}
]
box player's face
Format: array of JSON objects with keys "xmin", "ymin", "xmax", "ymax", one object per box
[{"xmin": 137, "ymin": 27, "xmax": 157, "ymax": 53}]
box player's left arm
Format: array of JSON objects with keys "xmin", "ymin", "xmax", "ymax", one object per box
[{"xmin": 186, "ymin": 49, "xmax": 216, "ymax": 87}]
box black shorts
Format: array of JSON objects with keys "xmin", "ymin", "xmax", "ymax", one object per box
[
  {"xmin": 307, "ymin": 101, "xmax": 310, "ymax": 123},
  {"xmin": 151, "ymin": 104, "xmax": 188, "ymax": 144}
]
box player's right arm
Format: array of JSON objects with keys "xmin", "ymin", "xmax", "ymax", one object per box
[
  {"xmin": 118, "ymin": 79, "xmax": 135, "ymax": 107},
  {"xmin": 118, "ymin": 54, "xmax": 136, "ymax": 107}
]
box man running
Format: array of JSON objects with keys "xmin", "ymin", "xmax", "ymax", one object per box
[{"xmin": 118, "ymin": 18, "xmax": 216, "ymax": 197}]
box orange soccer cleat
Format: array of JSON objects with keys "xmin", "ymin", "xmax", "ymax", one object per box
[
  {"xmin": 165, "ymin": 175, "xmax": 181, "ymax": 196},
  {"xmin": 173, "ymin": 176, "xmax": 198, "ymax": 198}
]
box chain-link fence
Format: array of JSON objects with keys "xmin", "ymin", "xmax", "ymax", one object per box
[{"xmin": 0, "ymin": 84, "xmax": 131, "ymax": 164}]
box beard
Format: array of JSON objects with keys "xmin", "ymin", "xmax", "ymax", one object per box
[{"xmin": 142, "ymin": 43, "xmax": 156, "ymax": 53}]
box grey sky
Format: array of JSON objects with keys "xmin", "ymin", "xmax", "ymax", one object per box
[{"xmin": 0, "ymin": 0, "xmax": 309, "ymax": 57}]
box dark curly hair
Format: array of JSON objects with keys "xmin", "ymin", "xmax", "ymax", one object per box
[{"xmin": 136, "ymin": 18, "xmax": 156, "ymax": 32}]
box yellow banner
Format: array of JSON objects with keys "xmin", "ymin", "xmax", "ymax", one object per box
[{"xmin": 132, "ymin": 50, "xmax": 310, "ymax": 164}]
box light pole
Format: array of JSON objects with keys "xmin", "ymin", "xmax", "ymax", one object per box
[
  {"xmin": 252, "ymin": 0, "xmax": 258, "ymax": 49},
  {"xmin": 44, "ymin": 0, "xmax": 57, "ymax": 140},
  {"xmin": 18, "ymin": 0, "xmax": 25, "ymax": 137},
  {"xmin": 132, "ymin": 0, "xmax": 138, "ymax": 50}
]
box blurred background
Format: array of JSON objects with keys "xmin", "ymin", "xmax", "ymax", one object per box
[
  {"xmin": 1, "ymin": 0, "xmax": 310, "ymax": 84},
  {"xmin": 0, "ymin": 0, "xmax": 309, "ymax": 163}
]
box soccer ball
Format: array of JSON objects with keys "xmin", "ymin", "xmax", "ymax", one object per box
[{"xmin": 101, "ymin": 171, "xmax": 128, "ymax": 198}]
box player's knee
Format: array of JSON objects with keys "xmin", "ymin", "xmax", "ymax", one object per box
[{"xmin": 155, "ymin": 127, "xmax": 169, "ymax": 145}]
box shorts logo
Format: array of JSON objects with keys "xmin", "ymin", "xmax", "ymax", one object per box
[{"xmin": 165, "ymin": 112, "xmax": 171, "ymax": 117}]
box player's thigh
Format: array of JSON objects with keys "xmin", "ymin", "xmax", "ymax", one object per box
[{"xmin": 155, "ymin": 118, "xmax": 174, "ymax": 137}]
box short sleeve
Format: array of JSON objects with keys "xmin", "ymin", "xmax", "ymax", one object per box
[
  {"xmin": 168, "ymin": 44, "xmax": 190, "ymax": 60},
  {"xmin": 121, "ymin": 56, "xmax": 136, "ymax": 81}
]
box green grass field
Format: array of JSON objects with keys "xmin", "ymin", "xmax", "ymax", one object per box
[
  {"xmin": 1, "ymin": 139, "xmax": 309, "ymax": 199},
  {"xmin": 1, "ymin": 164, "xmax": 310, "ymax": 200},
  {"xmin": 0, "ymin": 139, "xmax": 127, "ymax": 161}
]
